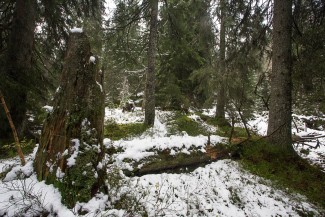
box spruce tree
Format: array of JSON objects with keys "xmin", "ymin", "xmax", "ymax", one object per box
[
  {"xmin": 0, "ymin": 0, "xmax": 37, "ymax": 139},
  {"xmin": 144, "ymin": 0, "xmax": 158, "ymax": 126},
  {"xmin": 267, "ymin": 0, "xmax": 294, "ymax": 153}
]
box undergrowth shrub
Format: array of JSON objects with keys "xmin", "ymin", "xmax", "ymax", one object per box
[
  {"xmin": 0, "ymin": 179, "xmax": 50, "ymax": 216},
  {"xmin": 0, "ymin": 138, "xmax": 36, "ymax": 159}
]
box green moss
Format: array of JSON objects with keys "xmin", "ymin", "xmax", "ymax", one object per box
[
  {"xmin": 47, "ymin": 147, "xmax": 101, "ymax": 208},
  {"xmin": 168, "ymin": 112, "xmax": 207, "ymax": 136},
  {"xmin": 300, "ymin": 148, "xmax": 310, "ymax": 155},
  {"xmin": 104, "ymin": 122, "xmax": 148, "ymax": 140},
  {"xmin": 199, "ymin": 114, "xmax": 254, "ymax": 141},
  {"xmin": 239, "ymin": 140, "xmax": 325, "ymax": 210}
]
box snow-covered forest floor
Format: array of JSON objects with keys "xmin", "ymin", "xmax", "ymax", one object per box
[{"xmin": 0, "ymin": 107, "xmax": 324, "ymax": 216}]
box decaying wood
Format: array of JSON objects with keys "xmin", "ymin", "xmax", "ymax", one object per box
[
  {"xmin": 128, "ymin": 144, "xmax": 229, "ymax": 177},
  {"xmin": 292, "ymin": 133, "xmax": 324, "ymax": 149},
  {"xmin": 34, "ymin": 32, "xmax": 105, "ymax": 207},
  {"xmin": 0, "ymin": 90, "xmax": 26, "ymax": 166}
]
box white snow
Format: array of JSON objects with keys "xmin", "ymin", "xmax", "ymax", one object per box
[
  {"xmin": 96, "ymin": 81, "xmax": 103, "ymax": 92},
  {"xmin": 70, "ymin": 27, "xmax": 83, "ymax": 33},
  {"xmin": 246, "ymin": 111, "xmax": 325, "ymax": 171},
  {"xmin": 66, "ymin": 139, "xmax": 80, "ymax": 167},
  {"xmin": 105, "ymin": 107, "xmax": 144, "ymax": 124},
  {"xmin": 0, "ymin": 174, "xmax": 75, "ymax": 217},
  {"xmin": 56, "ymin": 167, "xmax": 65, "ymax": 179},
  {"xmin": 43, "ymin": 105, "xmax": 53, "ymax": 113},
  {"xmin": 89, "ymin": 56, "xmax": 96, "ymax": 63},
  {"xmin": 55, "ymin": 86, "xmax": 61, "ymax": 93},
  {"xmin": 106, "ymin": 134, "xmax": 224, "ymax": 163},
  {"xmin": 0, "ymin": 107, "xmax": 323, "ymax": 216},
  {"xmin": 75, "ymin": 193, "xmax": 108, "ymax": 214},
  {"xmin": 131, "ymin": 160, "xmax": 319, "ymax": 216}
]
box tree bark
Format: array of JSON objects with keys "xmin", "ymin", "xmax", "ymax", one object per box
[
  {"xmin": 267, "ymin": 0, "xmax": 294, "ymax": 153},
  {"xmin": 0, "ymin": 0, "xmax": 36, "ymax": 139},
  {"xmin": 34, "ymin": 32, "xmax": 106, "ymax": 207},
  {"xmin": 0, "ymin": 91, "xmax": 26, "ymax": 166},
  {"xmin": 144, "ymin": 0, "xmax": 158, "ymax": 126},
  {"xmin": 216, "ymin": 0, "xmax": 226, "ymax": 120}
]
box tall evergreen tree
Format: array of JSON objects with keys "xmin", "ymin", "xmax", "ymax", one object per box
[
  {"xmin": 267, "ymin": 0, "xmax": 294, "ymax": 152},
  {"xmin": 103, "ymin": 0, "xmax": 147, "ymax": 106},
  {"xmin": 157, "ymin": 0, "xmax": 214, "ymax": 109},
  {"xmin": 211, "ymin": 0, "xmax": 271, "ymax": 124},
  {"xmin": 144, "ymin": 0, "xmax": 158, "ymax": 126},
  {"xmin": 292, "ymin": 0, "xmax": 325, "ymax": 114},
  {"xmin": 216, "ymin": 0, "xmax": 226, "ymax": 120},
  {"xmin": 0, "ymin": 0, "xmax": 37, "ymax": 139}
]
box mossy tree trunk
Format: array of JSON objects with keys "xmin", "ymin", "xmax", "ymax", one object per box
[{"xmin": 34, "ymin": 32, "xmax": 106, "ymax": 207}]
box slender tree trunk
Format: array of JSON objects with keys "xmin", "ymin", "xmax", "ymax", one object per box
[
  {"xmin": 34, "ymin": 32, "xmax": 106, "ymax": 207},
  {"xmin": 216, "ymin": 0, "xmax": 226, "ymax": 120},
  {"xmin": 0, "ymin": 91, "xmax": 26, "ymax": 166},
  {"xmin": 0, "ymin": 0, "xmax": 36, "ymax": 139},
  {"xmin": 267, "ymin": 0, "xmax": 294, "ymax": 153},
  {"xmin": 144, "ymin": 0, "xmax": 158, "ymax": 126}
]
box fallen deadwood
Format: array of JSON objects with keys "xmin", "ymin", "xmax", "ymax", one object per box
[
  {"xmin": 299, "ymin": 134, "xmax": 325, "ymax": 140},
  {"xmin": 292, "ymin": 133, "xmax": 324, "ymax": 149},
  {"xmin": 124, "ymin": 144, "xmax": 230, "ymax": 177}
]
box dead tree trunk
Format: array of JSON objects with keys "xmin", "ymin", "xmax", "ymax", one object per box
[
  {"xmin": 0, "ymin": 90, "xmax": 26, "ymax": 166},
  {"xmin": 34, "ymin": 32, "xmax": 106, "ymax": 207}
]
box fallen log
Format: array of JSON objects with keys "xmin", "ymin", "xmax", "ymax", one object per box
[{"xmin": 124, "ymin": 144, "xmax": 230, "ymax": 177}]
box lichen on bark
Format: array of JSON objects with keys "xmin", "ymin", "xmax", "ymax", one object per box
[{"xmin": 34, "ymin": 32, "xmax": 106, "ymax": 207}]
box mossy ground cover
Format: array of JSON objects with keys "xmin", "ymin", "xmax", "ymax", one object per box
[
  {"xmin": 104, "ymin": 122, "xmax": 148, "ymax": 140},
  {"xmin": 168, "ymin": 112, "xmax": 208, "ymax": 136},
  {"xmin": 199, "ymin": 114, "xmax": 256, "ymax": 140},
  {"xmin": 239, "ymin": 140, "xmax": 325, "ymax": 210}
]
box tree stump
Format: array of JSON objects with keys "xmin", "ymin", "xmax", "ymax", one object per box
[{"xmin": 34, "ymin": 32, "xmax": 106, "ymax": 207}]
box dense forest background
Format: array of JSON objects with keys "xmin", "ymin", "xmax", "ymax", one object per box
[
  {"xmin": 1, "ymin": 0, "xmax": 325, "ymax": 215},
  {"xmin": 1, "ymin": 0, "xmax": 325, "ymax": 142}
]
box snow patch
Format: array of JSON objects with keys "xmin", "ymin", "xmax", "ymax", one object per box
[
  {"xmin": 89, "ymin": 56, "xmax": 96, "ymax": 63},
  {"xmin": 67, "ymin": 139, "xmax": 80, "ymax": 167},
  {"xmin": 43, "ymin": 105, "xmax": 53, "ymax": 113},
  {"xmin": 70, "ymin": 27, "xmax": 83, "ymax": 33},
  {"xmin": 56, "ymin": 167, "xmax": 65, "ymax": 179},
  {"xmin": 3, "ymin": 161, "xmax": 34, "ymax": 181},
  {"xmin": 96, "ymin": 81, "xmax": 103, "ymax": 92}
]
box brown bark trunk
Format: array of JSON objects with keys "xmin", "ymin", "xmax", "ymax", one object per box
[
  {"xmin": 267, "ymin": 0, "xmax": 294, "ymax": 153},
  {"xmin": 0, "ymin": 0, "xmax": 36, "ymax": 139},
  {"xmin": 144, "ymin": 0, "xmax": 158, "ymax": 126},
  {"xmin": 34, "ymin": 32, "xmax": 106, "ymax": 207},
  {"xmin": 0, "ymin": 91, "xmax": 26, "ymax": 166},
  {"xmin": 216, "ymin": 0, "xmax": 226, "ymax": 120}
]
